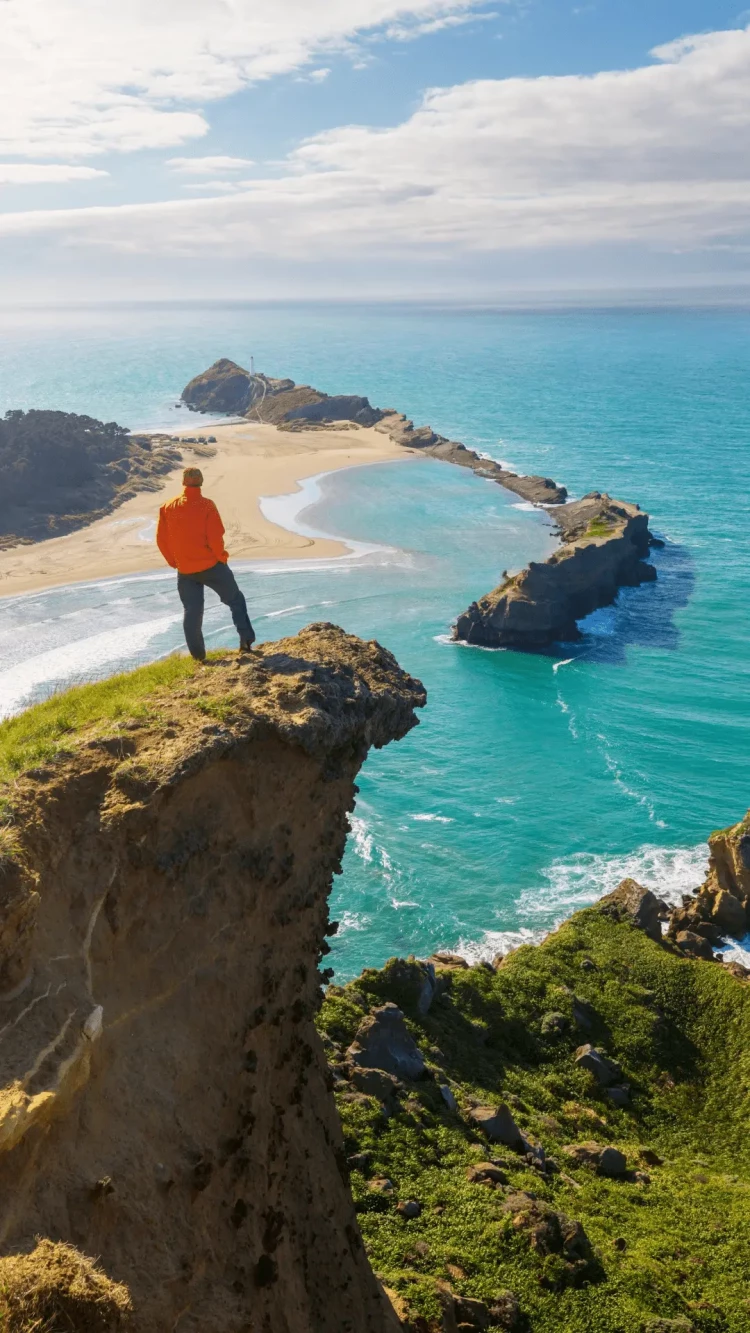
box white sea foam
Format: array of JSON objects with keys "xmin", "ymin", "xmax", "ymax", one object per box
[
  {"xmin": 0, "ymin": 615, "xmax": 180, "ymax": 719},
  {"xmin": 456, "ymin": 927, "xmax": 548, "ymax": 964},
  {"xmin": 264, "ymin": 604, "xmax": 309, "ymax": 619},
  {"xmin": 719, "ymin": 937, "xmax": 750, "ymax": 968},
  {"xmin": 512, "ymin": 501, "xmax": 537, "ymax": 512},
  {"xmin": 411, "ymin": 813, "xmax": 453, "ymax": 824},
  {"xmin": 521, "ymin": 842, "xmax": 710, "ymax": 917},
  {"xmin": 552, "ymin": 658, "xmax": 574, "ymax": 673},
  {"xmin": 349, "ymin": 815, "xmax": 374, "ymax": 864},
  {"xmin": 259, "ymin": 469, "xmax": 395, "ymax": 560}
]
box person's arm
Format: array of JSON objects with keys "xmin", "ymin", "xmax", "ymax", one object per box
[
  {"xmin": 206, "ymin": 501, "xmax": 229, "ymax": 564},
  {"xmin": 156, "ymin": 507, "xmax": 177, "ymax": 568}
]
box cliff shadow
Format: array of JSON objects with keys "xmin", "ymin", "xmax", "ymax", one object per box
[{"xmin": 548, "ymin": 540, "xmax": 695, "ymax": 667}]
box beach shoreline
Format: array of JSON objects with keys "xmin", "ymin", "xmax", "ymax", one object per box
[{"xmin": 0, "ymin": 421, "xmax": 409, "ymax": 599}]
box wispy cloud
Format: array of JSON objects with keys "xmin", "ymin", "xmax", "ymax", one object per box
[
  {"xmin": 0, "ymin": 164, "xmax": 108, "ymax": 185},
  {"xmin": 385, "ymin": 9, "xmax": 499, "ymax": 39},
  {"xmin": 1, "ymin": 25, "xmax": 749, "ymax": 270},
  {"xmin": 167, "ymin": 156, "xmax": 255, "ymax": 176},
  {"xmin": 0, "ymin": 0, "xmax": 492, "ymax": 159}
]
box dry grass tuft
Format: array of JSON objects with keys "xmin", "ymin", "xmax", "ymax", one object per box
[{"xmin": 0, "ymin": 1240, "xmax": 132, "ymax": 1331}]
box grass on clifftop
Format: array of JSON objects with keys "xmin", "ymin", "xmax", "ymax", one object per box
[
  {"xmin": 0, "ymin": 654, "xmax": 205, "ymax": 792},
  {"xmin": 318, "ymin": 910, "xmax": 750, "ymax": 1333}
]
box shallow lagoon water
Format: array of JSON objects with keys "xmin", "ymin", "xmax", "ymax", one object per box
[{"xmin": 1, "ymin": 303, "xmax": 748, "ymax": 976}]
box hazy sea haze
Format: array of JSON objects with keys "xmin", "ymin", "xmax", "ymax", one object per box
[{"xmin": 1, "ymin": 302, "xmax": 748, "ymax": 976}]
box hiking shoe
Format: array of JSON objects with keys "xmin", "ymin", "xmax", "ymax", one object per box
[{"xmin": 239, "ymin": 629, "xmax": 256, "ymax": 652}]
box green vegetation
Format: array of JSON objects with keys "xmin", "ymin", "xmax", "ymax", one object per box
[
  {"xmin": 318, "ymin": 911, "xmax": 750, "ymax": 1332},
  {"xmin": 0, "ymin": 655, "xmax": 203, "ymax": 791},
  {"xmin": 583, "ymin": 519, "xmax": 616, "ymax": 540}
]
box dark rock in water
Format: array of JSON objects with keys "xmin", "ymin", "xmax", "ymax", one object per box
[
  {"xmin": 598, "ymin": 878, "xmax": 663, "ymax": 943},
  {"xmin": 454, "ymin": 493, "xmax": 656, "ymax": 651},
  {"xmin": 574, "ymin": 1044, "xmax": 622, "ymax": 1087},
  {"xmin": 347, "ymin": 1003, "xmax": 426, "ymax": 1080},
  {"xmin": 181, "ymin": 360, "xmax": 381, "ymax": 427},
  {"xmin": 182, "ymin": 358, "xmax": 256, "ymax": 414},
  {"xmin": 468, "ymin": 1104, "xmax": 523, "ymax": 1149}
]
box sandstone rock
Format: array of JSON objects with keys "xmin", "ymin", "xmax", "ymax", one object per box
[
  {"xmin": 574, "ymin": 1044, "xmax": 622, "ymax": 1087},
  {"xmin": 465, "ymin": 1161, "xmax": 509, "ymax": 1187},
  {"xmin": 598, "ymin": 878, "xmax": 663, "ymax": 943},
  {"xmin": 468, "ymin": 1104, "xmax": 523, "ymax": 1149},
  {"xmin": 369, "ymin": 1177, "xmax": 395, "ymax": 1194},
  {"xmin": 347, "ymin": 1004, "xmax": 427, "ymax": 1080},
  {"xmin": 429, "ymin": 952, "xmax": 469, "ymax": 969},
  {"xmin": 710, "ymin": 889, "xmax": 747, "ymax": 937},
  {"xmin": 674, "ymin": 930, "xmax": 715, "ymax": 961},
  {"xmin": 0, "ymin": 625, "xmax": 422, "ymax": 1333},
  {"xmin": 349, "ymin": 1067, "xmax": 401, "ymax": 1104},
  {"xmin": 454, "ymin": 494, "xmax": 656, "ymax": 651},
  {"xmin": 723, "ymin": 959, "xmax": 750, "ymax": 980}
]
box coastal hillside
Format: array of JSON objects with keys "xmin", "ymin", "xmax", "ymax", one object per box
[
  {"xmin": 0, "ymin": 409, "xmax": 186, "ymax": 547},
  {"xmin": 0, "ymin": 627, "xmax": 424, "ymax": 1332},
  {"xmin": 0, "ymin": 629, "xmax": 748, "ymax": 1331},
  {"xmin": 320, "ymin": 880, "xmax": 750, "ymax": 1332}
]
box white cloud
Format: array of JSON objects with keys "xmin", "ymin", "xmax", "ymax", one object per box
[
  {"xmin": 167, "ymin": 156, "xmax": 256, "ymax": 175},
  {"xmin": 0, "ymin": 0, "xmax": 488, "ymax": 159},
  {"xmin": 0, "ymin": 164, "xmax": 108, "ymax": 185},
  {"xmin": 384, "ymin": 9, "xmax": 498, "ymax": 38},
  {"xmin": 1, "ymin": 25, "xmax": 748, "ymax": 264}
]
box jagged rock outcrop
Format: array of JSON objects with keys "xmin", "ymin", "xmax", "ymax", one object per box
[
  {"xmin": 0, "ymin": 625, "xmax": 425, "ymax": 1333},
  {"xmin": 181, "ymin": 363, "xmax": 567, "ymax": 506},
  {"xmin": 454, "ymin": 492, "xmax": 657, "ymax": 650},
  {"xmin": 181, "ymin": 360, "xmax": 381, "ymax": 428},
  {"xmin": 665, "ymin": 809, "xmax": 750, "ymax": 955},
  {"xmin": 0, "ymin": 409, "xmax": 186, "ymax": 548}
]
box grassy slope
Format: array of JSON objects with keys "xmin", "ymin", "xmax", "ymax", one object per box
[
  {"xmin": 0, "ymin": 656, "xmax": 206, "ymax": 794},
  {"xmin": 318, "ymin": 912, "xmax": 750, "ymax": 1332}
]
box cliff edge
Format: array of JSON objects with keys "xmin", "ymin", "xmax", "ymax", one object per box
[
  {"xmin": 454, "ymin": 492, "xmax": 657, "ymax": 650},
  {"xmin": 0, "ymin": 626, "xmax": 425, "ymax": 1333}
]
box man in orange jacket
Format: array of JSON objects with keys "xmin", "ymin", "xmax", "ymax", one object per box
[{"xmin": 156, "ymin": 466, "xmax": 255, "ymax": 661}]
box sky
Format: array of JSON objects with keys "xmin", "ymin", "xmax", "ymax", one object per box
[{"xmin": 1, "ymin": 0, "xmax": 749, "ymax": 301}]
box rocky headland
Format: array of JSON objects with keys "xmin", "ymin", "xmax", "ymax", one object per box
[
  {"xmin": 0, "ymin": 630, "xmax": 748, "ymax": 1332},
  {"xmin": 454, "ymin": 492, "xmax": 659, "ymax": 650},
  {"xmin": 0, "ymin": 409, "xmax": 214, "ymax": 549},
  {"xmin": 181, "ymin": 360, "xmax": 568, "ymax": 507}
]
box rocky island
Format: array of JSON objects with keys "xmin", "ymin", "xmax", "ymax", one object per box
[
  {"xmin": 0, "ymin": 629, "xmax": 748, "ymax": 1332},
  {"xmin": 181, "ymin": 359, "xmax": 568, "ymax": 506},
  {"xmin": 0, "ymin": 409, "xmax": 204, "ymax": 548},
  {"xmin": 454, "ymin": 491, "xmax": 659, "ymax": 650}
]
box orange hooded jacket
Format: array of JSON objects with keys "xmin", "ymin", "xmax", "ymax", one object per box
[{"xmin": 156, "ymin": 487, "xmax": 229, "ymax": 574}]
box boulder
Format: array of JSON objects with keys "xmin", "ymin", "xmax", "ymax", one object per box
[
  {"xmin": 605, "ymin": 1085, "xmax": 632, "ymax": 1109},
  {"xmin": 348, "ymin": 1067, "xmax": 400, "ymax": 1104},
  {"xmin": 573, "ymin": 1044, "xmax": 622, "ymax": 1087},
  {"xmin": 502, "ymin": 1192, "xmax": 593, "ymax": 1288},
  {"xmin": 562, "ymin": 1142, "xmax": 603, "ymax": 1170},
  {"xmin": 598, "ymin": 878, "xmax": 663, "ymax": 943},
  {"xmin": 396, "ymin": 1199, "xmax": 422, "ymax": 1219},
  {"xmin": 468, "ymin": 1104, "xmax": 523, "ymax": 1149},
  {"xmin": 440, "ymin": 1084, "xmax": 458, "ymax": 1112},
  {"xmin": 465, "ymin": 1161, "xmax": 509, "ymax": 1188},
  {"xmin": 541, "ymin": 1011, "xmax": 568, "ymax": 1036},
  {"xmin": 710, "ymin": 889, "xmax": 747, "ymax": 937},
  {"xmin": 598, "ymin": 1147, "xmax": 628, "ymax": 1178},
  {"xmin": 453, "ymin": 1296, "xmax": 491, "ymax": 1329},
  {"xmin": 429, "ymin": 952, "xmax": 469, "ymax": 970},
  {"xmin": 674, "ymin": 930, "xmax": 715, "ymax": 961},
  {"xmin": 347, "ymin": 1003, "xmax": 426, "ymax": 1080}
]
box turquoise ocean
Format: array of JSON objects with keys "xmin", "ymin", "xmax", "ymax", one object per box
[{"xmin": 1, "ymin": 302, "xmax": 748, "ymax": 978}]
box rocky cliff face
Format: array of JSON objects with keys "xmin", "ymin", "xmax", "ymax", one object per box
[
  {"xmin": 181, "ymin": 360, "xmax": 381, "ymax": 428},
  {"xmin": 0, "ymin": 626, "xmax": 425, "ymax": 1333},
  {"xmin": 454, "ymin": 493, "xmax": 656, "ymax": 650},
  {"xmin": 180, "ymin": 363, "xmax": 567, "ymax": 506}
]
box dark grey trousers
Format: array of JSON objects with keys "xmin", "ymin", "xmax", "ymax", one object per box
[{"xmin": 177, "ymin": 562, "xmax": 254, "ymax": 660}]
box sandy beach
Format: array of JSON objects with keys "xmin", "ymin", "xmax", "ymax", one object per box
[{"xmin": 0, "ymin": 421, "xmax": 409, "ymax": 599}]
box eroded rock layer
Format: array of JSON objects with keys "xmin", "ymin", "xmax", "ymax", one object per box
[
  {"xmin": 0, "ymin": 625, "xmax": 425, "ymax": 1333},
  {"xmin": 453, "ymin": 492, "xmax": 657, "ymax": 650},
  {"xmin": 180, "ymin": 361, "xmax": 566, "ymax": 506}
]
